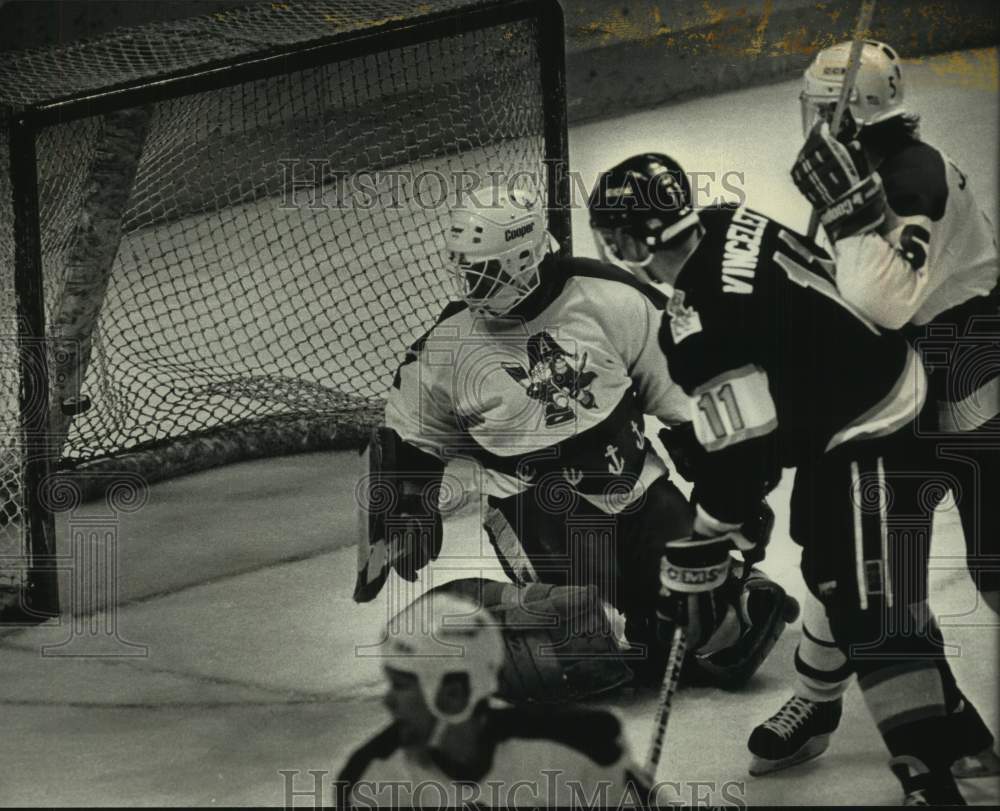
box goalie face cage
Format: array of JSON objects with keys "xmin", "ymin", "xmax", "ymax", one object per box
[{"xmin": 0, "ymin": 0, "xmax": 570, "ymax": 621}]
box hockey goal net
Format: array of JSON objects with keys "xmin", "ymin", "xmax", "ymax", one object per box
[{"xmin": 0, "ymin": 0, "xmax": 569, "ymax": 619}]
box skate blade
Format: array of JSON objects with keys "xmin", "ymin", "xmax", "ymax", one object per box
[
  {"xmin": 952, "ymin": 748, "xmax": 1000, "ymax": 779},
  {"xmin": 749, "ymin": 734, "xmax": 831, "ymax": 777}
]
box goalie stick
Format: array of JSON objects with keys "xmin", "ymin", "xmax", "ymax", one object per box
[{"xmin": 806, "ymin": 0, "xmax": 878, "ymax": 241}]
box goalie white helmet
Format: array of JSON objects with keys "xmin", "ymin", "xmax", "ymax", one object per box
[
  {"xmin": 446, "ymin": 185, "xmax": 549, "ymax": 317},
  {"xmin": 383, "ymin": 592, "xmax": 505, "ymax": 725},
  {"xmin": 800, "ymin": 40, "xmax": 907, "ymax": 136}
]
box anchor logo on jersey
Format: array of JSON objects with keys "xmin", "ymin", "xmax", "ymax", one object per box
[
  {"xmin": 501, "ymin": 332, "xmax": 598, "ymax": 427},
  {"xmin": 605, "ymin": 444, "xmax": 624, "ymax": 474}
]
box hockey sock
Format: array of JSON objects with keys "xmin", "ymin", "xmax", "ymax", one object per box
[
  {"xmin": 793, "ymin": 591, "xmax": 853, "ymax": 702},
  {"xmin": 858, "ymin": 658, "xmax": 951, "ymax": 769}
]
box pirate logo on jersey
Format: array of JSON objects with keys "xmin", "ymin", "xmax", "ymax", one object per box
[{"xmin": 501, "ymin": 332, "xmax": 598, "ymax": 427}]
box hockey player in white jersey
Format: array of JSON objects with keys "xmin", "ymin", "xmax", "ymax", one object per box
[
  {"xmin": 353, "ymin": 183, "xmax": 792, "ymax": 693},
  {"xmin": 336, "ymin": 592, "xmax": 642, "ymax": 807},
  {"xmin": 747, "ymin": 40, "xmax": 999, "ymax": 796}
]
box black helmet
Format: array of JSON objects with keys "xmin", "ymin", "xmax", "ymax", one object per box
[{"xmin": 588, "ymin": 153, "xmax": 699, "ymax": 256}]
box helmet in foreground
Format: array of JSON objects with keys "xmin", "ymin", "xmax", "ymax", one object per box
[
  {"xmin": 446, "ymin": 186, "xmax": 549, "ymax": 317},
  {"xmin": 588, "ymin": 153, "xmax": 699, "ymax": 273},
  {"xmin": 383, "ymin": 592, "xmax": 505, "ymax": 724},
  {"xmin": 800, "ymin": 40, "xmax": 907, "ymax": 137}
]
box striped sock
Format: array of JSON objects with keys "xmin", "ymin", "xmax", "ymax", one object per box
[{"xmin": 794, "ymin": 591, "xmax": 852, "ymax": 702}]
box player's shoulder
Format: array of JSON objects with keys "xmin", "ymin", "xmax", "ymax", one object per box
[
  {"xmin": 404, "ymin": 299, "xmax": 468, "ymax": 349},
  {"xmin": 661, "ymin": 207, "xmax": 765, "ymax": 358},
  {"xmin": 670, "ymin": 207, "xmax": 747, "ymax": 303},
  {"xmin": 878, "ymin": 138, "xmax": 948, "ymax": 221},
  {"xmin": 390, "ymin": 299, "xmax": 466, "ymax": 387},
  {"xmin": 545, "ymin": 254, "xmax": 669, "ymax": 310},
  {"xmin": 335, "ymin": 722, "xmax": 401, "ymax": 789},
  {"xmin": 488, "ymin": 705, "xmax": 625, "ymax": 766}
]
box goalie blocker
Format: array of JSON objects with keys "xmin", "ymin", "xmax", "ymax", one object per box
[{"xmin": 354, "ymin": 425, "xmax": 446, "ymax": 603}]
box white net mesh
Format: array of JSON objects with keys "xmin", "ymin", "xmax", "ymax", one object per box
[{"xmin": 0, "ymin": 0, "xmax": 559, "ymax": 610}]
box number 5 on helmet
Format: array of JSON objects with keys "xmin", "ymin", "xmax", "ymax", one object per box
[{"xmin": 353, "ymin": 426, "xmax": 445, "ymax": 603}]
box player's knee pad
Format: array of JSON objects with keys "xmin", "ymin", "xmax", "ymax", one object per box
[
  {"xmin": 426, "ymin": 577, "xmax": 634, "ymax": 703},
  {"xmin": 684, "ymin": 566, "xmax": 799, "ymax": 689}
]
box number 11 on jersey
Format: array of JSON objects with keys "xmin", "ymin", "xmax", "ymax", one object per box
[{"xmin": 692, "ymin": 366, "xmax": 778, "ymax": 451}]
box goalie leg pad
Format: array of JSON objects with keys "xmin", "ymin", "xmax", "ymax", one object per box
[
  {"xmin": 685, "ymin": 567, "xmax": 794, "ymax": 689},
  {"xmin": 426, "ymin": 578, "xmax": 634, "ymax": 703}
]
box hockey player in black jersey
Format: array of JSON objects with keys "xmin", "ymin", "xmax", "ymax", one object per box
[
  {"xmin": 352, "ymin": 183, "xmax": 793, "ymax": 698},
  {"xmin": 742, "ymin": 40, "xmax": 999, "ymax": 795},
  {"xmin": 589, "ymin": 151, "xmax": 982, "ymax": 804}
]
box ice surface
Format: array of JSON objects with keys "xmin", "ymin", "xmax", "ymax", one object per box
[{"xmin": 0, "ymin": 48, "xmax": 997, "ymax": 806}]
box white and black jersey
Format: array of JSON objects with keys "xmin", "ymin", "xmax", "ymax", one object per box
[
  {"xmin": 385, "ymin": 255, "xmax": 690, "ymax": 514},
  {"xmin": 335, "ymin": 706, "xmax": 637, "ymax": 808},
  {"xmin": 835, "ymin": 138, "xmax": 999, "ymax": 431}
]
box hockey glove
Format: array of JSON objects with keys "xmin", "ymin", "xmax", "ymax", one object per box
[
  {"xmin": 383, "ymin": 488, "xmax": 444, "ymax": 582},
  {"xmin": 354, "ymin": 427, "xmax": 444, "ymax": 603},
  {"xmin": 791, "ymin": 122, "xmax": 886, "ymax": 242},
  {"xmin": 738, "ymin": 500, "xmax": 775, "ymax": 571},
  {"xmin": 658, "ymin": 421, "xmax": 705, "ymax": 483},
  {"xmin": 657, "ymin": 531, "xmax": 731, "ymax": 650}
]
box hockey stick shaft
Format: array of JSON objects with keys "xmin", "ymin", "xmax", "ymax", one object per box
[
  {"xmin": 642, "ymin": 624, "xmax": 687, "ymax": 782},
  {"xmin": 807, "ymin": 0, "xmax": 877, "ymax": 239}
]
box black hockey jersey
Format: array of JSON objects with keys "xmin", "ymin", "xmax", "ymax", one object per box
[
  {"xmin": 834, "ymin": 138, "xmax": 999, "ymax": 432},
  {"xmin": 386, "ymin": 255, "xmax": 690, "ymax": 514},
  {"xmin": 658, "ymin": 206, "xmax": 926, "ymax": 530},
  {"xmin": 335, "ymin": 706, "xmax": 637, "ymax": 807}
]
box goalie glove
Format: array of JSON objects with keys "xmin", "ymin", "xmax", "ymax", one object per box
[{"xmin": 791, "ymin": 121, "xmax": 886, "ymax": 242}]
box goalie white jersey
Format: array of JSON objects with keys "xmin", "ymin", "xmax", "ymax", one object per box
[{"xmin": 385, "ymin": 255, "xmax": 689, "ymax": 513}]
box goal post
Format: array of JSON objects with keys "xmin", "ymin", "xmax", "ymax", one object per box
[{"xmin": 0, "ymin": 0, "xmax": 571, "ymax": 621}]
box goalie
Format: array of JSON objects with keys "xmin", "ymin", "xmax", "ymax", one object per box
[{"xmin": 353, "ymin": 183, "xmax": 795, "ymax": 696}]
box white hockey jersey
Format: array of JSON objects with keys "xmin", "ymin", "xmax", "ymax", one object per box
[
  {"xmin": 834, "ymin": 138, "xmax": 999, "ymax": 431},
  {"xmin": 385, "ymin": 255, "xmax": 689, "ymax": 513},
  {"xmin": 336, "ymin": 706, "xmax": 639, "ymax": 808}
]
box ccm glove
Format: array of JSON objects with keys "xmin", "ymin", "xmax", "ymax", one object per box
[
  {"xmin": 791, "ymin": 121, "xmax": 886, "ymax": 241},
  {"xmin": 657, "ymin": 530, "xmax": 732, "ymax": 650}
]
